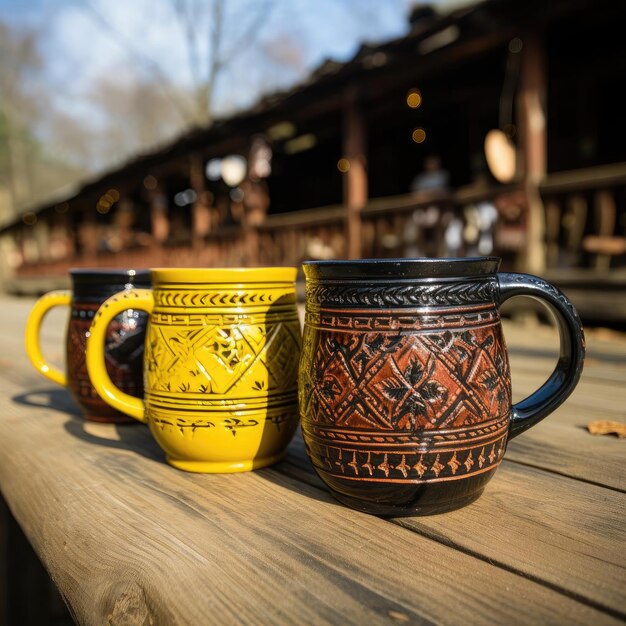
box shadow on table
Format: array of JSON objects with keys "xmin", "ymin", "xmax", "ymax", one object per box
[
  {"xmin": 12, "ymin": 386, "xmax": 81, "ymax": 417},
  {"xmin": 11, "ymin": 386, "xmax": 163, "ymax": 464},
  {"xmin": 253, "ymin": 433, "xmax": 347, "ymax": 508},
  {"xmin": 62, "ymin": 419, "xmax": 163, "ymax": 464}
]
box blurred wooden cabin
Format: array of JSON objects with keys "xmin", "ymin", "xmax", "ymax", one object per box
[{"xmin": 1, "ymin": 0, "xmax": 625, "ymax": 322}]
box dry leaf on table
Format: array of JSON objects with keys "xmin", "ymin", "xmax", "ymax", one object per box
[{"xmin": 586, "ymin": 420, "xmax": 626, "ymax": 438}]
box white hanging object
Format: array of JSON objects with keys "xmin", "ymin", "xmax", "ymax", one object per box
[
  {"xmin": 221, "ymin": 155, "xmax": 247, "ymax": 187},
  {"xmin": 484, "ymin": 129, "xmax": 516, "ymax": 183}
]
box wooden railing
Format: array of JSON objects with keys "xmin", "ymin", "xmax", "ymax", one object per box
[
  {"xmin": 258, "ymin": 205, "xmax": 346, "ymax": 266},
  {"xmin": 539, "ymin": 162, "xmax": 626, "ymax": 271},
  {"xmin": 15, "ymin": 228, "xmax": 246, "ymax": 277},
  {"xmin": 13, "ymin": 183, "xmax": 527, "ymax": 279}
]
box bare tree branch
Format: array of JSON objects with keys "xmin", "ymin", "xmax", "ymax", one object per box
[
  {"xmin": 81, "ymin": 0, "xmax": 195, "ymax": 123},
  {"xmin": 219, "ymin": 0, "xmax": 275, "ymax": 65},
  {"xmin": 172, "ymin": 0, "xmax": 202, "ymax": 91},
  {"xmin": 202, "ymin": 0, "xmax": 224, "ymax": 124}
]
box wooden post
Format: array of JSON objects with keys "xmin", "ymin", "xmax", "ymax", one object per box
[
  {"xmin": 149, "ymin": 187, "xmax": 170, "ymax": 245},
  {"xmin": 544, "ymin": 198, "xmax": 561, "ymax": 268},
  {"xmin": 114, "ymin": 196, "xmax": 135, "ymax": 250},
  {"xmin": 78, "ymin": 200, "xmax": 98, "ymax": 261},
  {"xmin": 33, "ymin": 220, "xmax": 50, "ymax": 262},
  {"xmin": 343, "ymin": 88, "xmax": 368, "ymax": 259},
  {"xmin": 592, "ymin": 190, "xmax": 616, "ymax": 271},
  {"xmin": 517, "ymin": 32, "xmax": 547, "ymax": 274},
  {"xmin": 190, "ymin": 154, "xmax": 211, "ymax": 249}
]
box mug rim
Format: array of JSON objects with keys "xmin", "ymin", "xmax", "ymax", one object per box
[
  {"xmin": 302, "ymin": 256, "xmax": 501, "ymax": 279},
  {"xmin": 69, "ymin": 268, "xmax": 151, "ymax": 286},
  {"xmin": 150, "ymin": 267, "xmax": 298, "ymax": 284}
]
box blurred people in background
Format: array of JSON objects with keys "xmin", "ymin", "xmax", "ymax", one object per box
[
  {"xmin": 405, "ymin": 154, "xmax": 451, "ymax": 257},
  {"xmin": 463, "ymin": 163, "xmax": 500, "ymax": 256},
  {"xmin": 464, "ymin": 201, "xmax": 499, "ymax": 256},
  {"xmin": 410, "ymin": 154, "xmax": 450, "ymax": 193},
  {"xmin": 442, "ymin": 210, "xmax": 464, "ymax": 257}
]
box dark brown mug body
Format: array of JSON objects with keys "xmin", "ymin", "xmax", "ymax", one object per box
[
  {"xmin": 67, "ymin": 269, "xmax": 150, "ymax": 423},
  {"xmin": 300, "ymin": 258, "xmax": 585, "ymax": 516}
]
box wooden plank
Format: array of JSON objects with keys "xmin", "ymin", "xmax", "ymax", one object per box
[
  {"xmin": 6, "ymin": 297, "xmax": 625, "ymax": 489},
  {"xmin": 507, "ymin": 369, "xmax": 625, "ymax": 490},
  {"xmin": 282, "ymin": 436, "xmax": 626, "ymax": 616},
  {"xmin": 512, "ymin": 371, "xmax": 626, "ymax": 417},
  {"xmin": 0, "ymin": 297, "xmax": 622, "ymax": 625},
  {"xmin": 518, "ymin": 394, "xmax": 626, "ymax": 432},
  {"xmin": 501, "ymin": 320, "xmax": 626, "ymax": 355},
  {"xmin": 2, "ymin": 396, "xmax": 621, "ymax": 626},
  {"xmin": 510, "ymin": 353, "xmax": 626, "ymax": 387},
  {"xmin": 399, "ymin": 462, "xmax": 626, "ymax": 615},
  {"xmin": 505, "ymin": 420, "xmax": 625, "ymax": 491},
  {"xmin": 2, "ymin": 295, "xmax": 625, "ymax": 623},
  {"xmin": 0, "ymin": 496, "xmax": 7, "ymax": 626},
  {"xmin": 539, "ymin": 162, "xmax": 626, "ymax": 194}
]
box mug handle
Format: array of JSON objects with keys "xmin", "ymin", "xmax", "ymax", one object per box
[
  {"xmin": 24, "ymin": 290, "xmax": 71, "ymax": 387},
  {"xmin": 85, "ymin": 288, "xmax": 154, "ymax": 424},
  {"xmin": 497, "ymin": 273, "xmax": 585, "ymax": 439}
]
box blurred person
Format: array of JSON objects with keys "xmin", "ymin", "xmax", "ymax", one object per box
[
  {"xmin": 464, "ymin": 202, "xmax": 499, "ymax": 256},
  {"xmin": 405, "ymin": 154, "xmax": 451, "ymax": 256},
  {"xmin": 442, "ymin": 210, "xmax": 464, "ymax": 257},
  {"xmin": 410, "ymin": 154, "xmax": 450, "ymax": 194}
]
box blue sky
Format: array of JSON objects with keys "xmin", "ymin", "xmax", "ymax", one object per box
[
  {"xmin": 0, "ymin": 0, "xmax": 466, "ymax": 170},
  {"xmin": 0, "ymin": 1, "xmax": 470, "ymax": 116}
]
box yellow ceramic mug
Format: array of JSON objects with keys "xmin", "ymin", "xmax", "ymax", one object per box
[{"xmin": 86, "ymin": 268, "xmax": 302, "ymax": 473}]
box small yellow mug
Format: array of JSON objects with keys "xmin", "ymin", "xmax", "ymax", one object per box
[{"xmin": 86, "ymin": 267, "xmax": 302, "ymax": 473}]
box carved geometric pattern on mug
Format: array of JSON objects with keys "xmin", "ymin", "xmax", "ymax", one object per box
[
  {"xmin": 154, "ymin": 289, "xmax": 295, "ymax": 309},
  {"xmin": 305, "ymin": 278, "xmax": 498, "ymax": 307},
  {"xmin": 145, "ymin": 320, "xmax": 301, "ymax": 397},
  {"xmin": 307, "ymin": 414, "xmax": 509, "ymax": 445},
  {"xmin": 300, "ymin": 325, "xmax": 511, "ymax": 431},
  {"xmin": 152, "ymin": 311, "xmax": 295, "ymax": 327},
  {"xmin": 308, "ymin": 437, "xmax": 506, "ymax": 482},
  {"xmin": 68, "ymin": 307, "xmax": 144, "ymax": 398},
  {"xmin": 147, "ymin": 408, "xmax": 297, "ymax": 438},
  {"xmin": 307, "ymin": 304, "xmax": 498, "ymax": 332}
]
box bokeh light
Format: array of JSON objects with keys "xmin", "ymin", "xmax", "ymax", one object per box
[
  {"xmin": 205, "ymin": 159, "xmax": 222, "ymax": 181},
  {"xmin": 266, "ymin": 121, "xmax": 296, "ymax": 141},
  {"xmin": 143, "ymin": 175, "xmax": 158, "ymax": 190},
  {"xmin": 337, "ymin": 158, "xmax": 350, "ymax": 173},
  {"xmin": 406, "ymin": 89, "xmax": 422, "ymax": 108},
  {"xmin": 412, "ymin": 128, "xmax": 427, "ymax": 143},
  {"xmin": 174, "ymin": 189, "xmax": 198, "ymax": 206},
  {"xmin": 284, "ymin": 134, "xmax": 317, "ymax": 155},
  {"xmin": 221, "ymin": 155, "xmax": 247, "ymax": 186},
  {"xmin": 230, "ymin": 187, "xmax": 245, "ymax": 202}
]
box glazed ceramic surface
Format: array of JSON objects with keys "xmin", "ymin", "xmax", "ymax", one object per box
[
  {"xmin": 86, "ymin": 268, "xmax": 301, "ymax": 473},
  {"xmin": 24, "ymin": 269, "xmax": 150, "ymax": 422},
  {"xmin": 300, "ymin": 258, "xmax": 585, "ymax": 515}
]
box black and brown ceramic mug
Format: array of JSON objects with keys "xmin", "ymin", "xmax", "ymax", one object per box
[
  {"xmin": 25, "ymin": 269, "xmax": 151, "ymax": 423},
  {"xmin": 299, "ymin": 257, "xmax": 585, "ymax": 516}
]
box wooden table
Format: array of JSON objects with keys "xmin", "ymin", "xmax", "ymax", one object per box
[{"xmin": 0, "ymin": 295, "xmax": 624, "ymax": 625}]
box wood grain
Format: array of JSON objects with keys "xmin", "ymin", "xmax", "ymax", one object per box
[
  {"xmin": 2, "ymin": 396, "xmax": 620, "ymax": 626},
  {"xmin": 1, "ymin": 296, "xmax": 625, "ymax": 625},
  {"xmin": 505, "ymin": 420, "xmax": 625, "ymax": 491},
  {"xmin": 282, "ymin": 433, "xmax": 626, "ymax": 616}
]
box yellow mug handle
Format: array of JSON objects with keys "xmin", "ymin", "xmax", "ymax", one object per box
[
  {"xmin": 24, "ymin": 290, "xmax": 71, "ymax": 387},
  {"xmin": 86, "ymin": 288, "xmax": 154, "ymax": 424}
]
